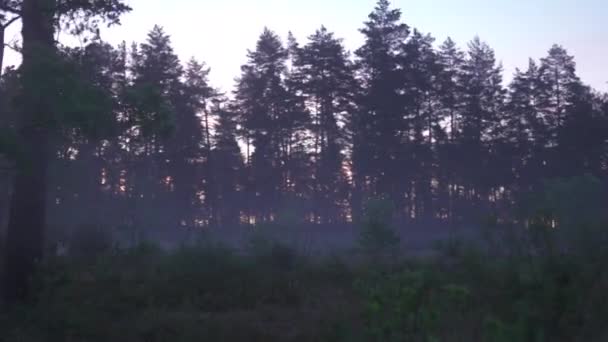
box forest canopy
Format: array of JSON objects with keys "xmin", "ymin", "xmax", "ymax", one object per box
[{"xmin": 1, "ymin": 0, "xmax": 607, "ymax": 229}]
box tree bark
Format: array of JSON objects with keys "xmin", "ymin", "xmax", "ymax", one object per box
[
  {"xmin": 3, "ymin": 127, "xmax": 49, "ymax": 303},
  {"xmin": 2, "ymin": 0, "xmax": 56, "ymax": 305},
  {"xmin": 0, "ymin": 26, "xmax": 5, "ymax": 74}
]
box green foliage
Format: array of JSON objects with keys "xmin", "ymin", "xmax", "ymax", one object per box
[
  {"xmin": 1, "ymin": 222, "xmax": 608, "ymax": 342},
  {"xmin": 356, "ymin": 270, "xmax": 439, "ymax": 341},
  {"xmin": 525, "ymin": 174, "xmax": 605, "ymax": 229},
  {"xmin": 124, "ymin": 83, "xmax": 176, "ymax": 139},
  {"xmin": 517, "ymin": 175, "xmax": 608, "ymax": 258},
  {"xmin": 3, "ymin": 176, "xmax": 608, "ymax": 341},
  {"xmin": 0, "ymin": 239, "xmax": 357, "ymax": 341},
  {"xmin": 357, "ymin": 198, "xmax": 400, "ymax": 259}
]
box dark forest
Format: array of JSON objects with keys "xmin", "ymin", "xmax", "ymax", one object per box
[
  {"xmin": 1, "ymin": 0, "xmax": 608, "ymax": 340},
  {"xmin": 3, "ymin": 1, "xmax": 606, "ymax": 230}
]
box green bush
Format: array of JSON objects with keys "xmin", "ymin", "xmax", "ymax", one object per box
[{"xmin": 357, "ymin": 198, "xmax": 400, "ymax": 260}]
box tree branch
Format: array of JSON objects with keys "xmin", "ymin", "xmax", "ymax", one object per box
[
  {"xmin": 3, "ymin": 41, "xmax": 21, "ymax": 53},
  {"xmin": 1, "ymin": 14, "xmax": 20, "ymax": 29},
  {"xmin": 0, "ymin": 4, "xmax": 20, "ymax": 16}
]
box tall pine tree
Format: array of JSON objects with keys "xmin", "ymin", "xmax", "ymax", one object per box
[
  {"xmin": 353, "ymin": 0, "xmax": 410, "ymax": 219},
  {"xmin": 292, "ymin": 26, "xmax": 356, "ymax": 223}
]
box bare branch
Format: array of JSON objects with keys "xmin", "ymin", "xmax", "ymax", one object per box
[
  {"xmin": 3, "ymin": 41, "xmax": 21, "ymax": 53},
  {"xmin": 0, "ymin": 4, "xmax": 20, "ymax": 16},
  {"xmin": 1, "ymin": 14, "xmax": 20, "ymax": 29}
]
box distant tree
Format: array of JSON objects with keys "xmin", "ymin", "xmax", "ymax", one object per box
[
  {"xmin": 120, "ymin": 25, "xmax": 183, "ymax": 229},
  {"xmin": 234, "ymin": 28, "xmax": 307, "ymax": 222},
  {"xmin": 166, "ymin": 58, "xmax": 214, "ymax": 227},
  {"xmin": 538, "ymin": 45, "xmax": 580, "ymax": 145},
  {"xmin": 292, "ymin": 26, "xmax": 356, "ymax": 223},
  {"xmin": 281, "ymin": 47, "xmax": 312, "ymax": 219},
  {"xmin": 48, "ymin": 41, "xmax": 124, "ymax": 228},
  {"xmin": 437, "ymin": 37, "xmax": 465, "ymax": 142},
  {"xmin": 212, "ymin": 100, "xmax": 244, "ymax": 227},
  {"xmin": 458, "ymin": 37, "xmax": 505, "ymax": 219},
  {"xmin": 353, "ymin": 0, "xmax": 410, "ymax": 220},
  {"xmin": 557, "ymin": 85, "xmax": 607, "ymax": 178},
  {"xmin": 501, "ymin": 59, "xmax": 545, "ymax": 193},
  {"xmin": 399, "ymin": 29, "xmax": 443, "ymax": 221},
  {"xmin": 436, "ymin": 37, "xmax": 465, "ymax": 222}
]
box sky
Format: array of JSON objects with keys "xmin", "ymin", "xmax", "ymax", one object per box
[{"xmin": 3, "ymin": 0, "xmax": 608, "ymax": 92}]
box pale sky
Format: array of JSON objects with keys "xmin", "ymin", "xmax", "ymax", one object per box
[{"xmin": 4, "ymin": 0, "xmax": 608, "ymax": 92}]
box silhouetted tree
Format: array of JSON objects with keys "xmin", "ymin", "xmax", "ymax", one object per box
[
  {"xmin": 557, "ymin": 85, "xmax": 607, "ymax": 178},
  {"xmin": 456, "ymin": 37, "xmax": 505, "ymax": 219},
  {"xmin": 291, "ymin": 26, "xmax": 356, "ymax": 223},
  {"xmin": 2, "ymin": 0, "xmax": 130, "ymax": 304},
  {"xmin": 353, "ymin": 0, "xmax": 410, "ymax": 220},
  {"xmin": 1, "ymin": 0, "xmax": 606, "ymax": 290},
  {"xmin": 48, "ymin": 41, "xmax": 123, "ymax": 228},
  {"xmin": 166, "ymin": 58, "xmax": 214, "ymax": 227},
  {"xmin": 125, "ymin": 25, "xmax": 182, "ymax": 228},
  {"xmin": 538, "ymin": 45, "xmax": 580, "ymax": 145},
  {"xmin": 436, "ymin": 37, "xmax": 465, "ymax": 222},
  {"xmin": 233, "ymin": 28, "xmax": 309, "ymax": 222},
  {"xmin": 400, "ymin": 29, "xmax": 443, "ymax": 221},
  {"xmin": 501, "ymin": 59, "xmax": 544, "ymax": 193},
  {"xmin": 212, "ymin": 99, "xmax": 244, "ymax": 227}
]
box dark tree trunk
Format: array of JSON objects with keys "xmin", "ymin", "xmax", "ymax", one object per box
[
  {"xmin": 0, "ymin": 26, "xmax": 5, "ymax": 74},
  {"xmin": 2, "ymin": 0, "xmax": 56, "ymax": 305},
  {"xmin": 3, "ymin": 128, "xmax": 49, "ymax": 304}
]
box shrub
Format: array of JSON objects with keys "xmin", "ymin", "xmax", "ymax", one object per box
[{"xmin": 357, "ymin": 198, "xmax": 400, "ymax": 260}]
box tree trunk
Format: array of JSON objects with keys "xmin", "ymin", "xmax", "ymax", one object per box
[
  {"xmin": 0, "ymin": 26, "xmax": 5, "ymax": 75},
  {"xmin": 2, "ymin": 0, "xmax": 56, "ymax": 305},
  {"xmin": 3, "ymin": 128, "xmax": 49, "ymax": 303}
]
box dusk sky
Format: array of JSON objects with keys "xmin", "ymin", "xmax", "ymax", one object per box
[{"xmin": 4, "ymin": 0, "xmax": 608, "ymax": 92}]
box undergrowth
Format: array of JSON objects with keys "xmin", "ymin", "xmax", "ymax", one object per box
[{"xmin": 1, "ymin": 181, "xmax": 607, "ymax": 341}]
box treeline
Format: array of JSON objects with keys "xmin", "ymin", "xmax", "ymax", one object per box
[{"xmin": 2, "ymin": 0, "xmax": 607, "ymax": 230}]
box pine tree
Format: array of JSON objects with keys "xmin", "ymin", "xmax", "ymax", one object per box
[
  {"xmin": 502, "ymin": 59, "xmax": 545, "ymax": 192},
  {"xmin": 2, "ymin": 0, "xmax": 131, "ymax": 304},
  {"xmin": 353, "ymin": 0, "xmax": 410, "ymax": 219},
  {"xmin": 212, "ymin": 99, "xmax": 244, "ymax": 227},
  {"xmin": 167, "ymin": 58, "xmax": 214, "ymax": 227},
  {"xmin": 282, "ymin": 47, "xmax": 311, "ymax": 219},
  {"xmin": 436, "ymin": 37, "xmax": 465, "ymax": 222},
  {"xmin": 557, "ymin": 85, "xmax": 606, "ymax": 177},
  {"xmin": 538, "ymin": 45, "xmax": 580, "ymax": 146},
  {"xmin": 437, "ymin": 37, "xmax": 465, "ymax": 142},
  {"xmin": 124, "ymin": 25, "xmax": 184, "ymax": 229},
  {"xmin": 292, "ymin": 26, "xmax": 356, "ymax": 223},
  {"xmin": 400, "ymin": 29, "xmax": 443, "ymax": 221},
  {"xmin": 47, "ymin": 42, "xmax": 124, "ymax": 229},
  {"xmin": 535, "ymin": 45, "xmax": 583, "ymax": 180},
  {"xmin": 233, "ymin": 28, "xmax": 306, "ymax": 222},
  {"xmin": 458, "ymin": 37, "xmax": 505, "ymax": 219}
]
